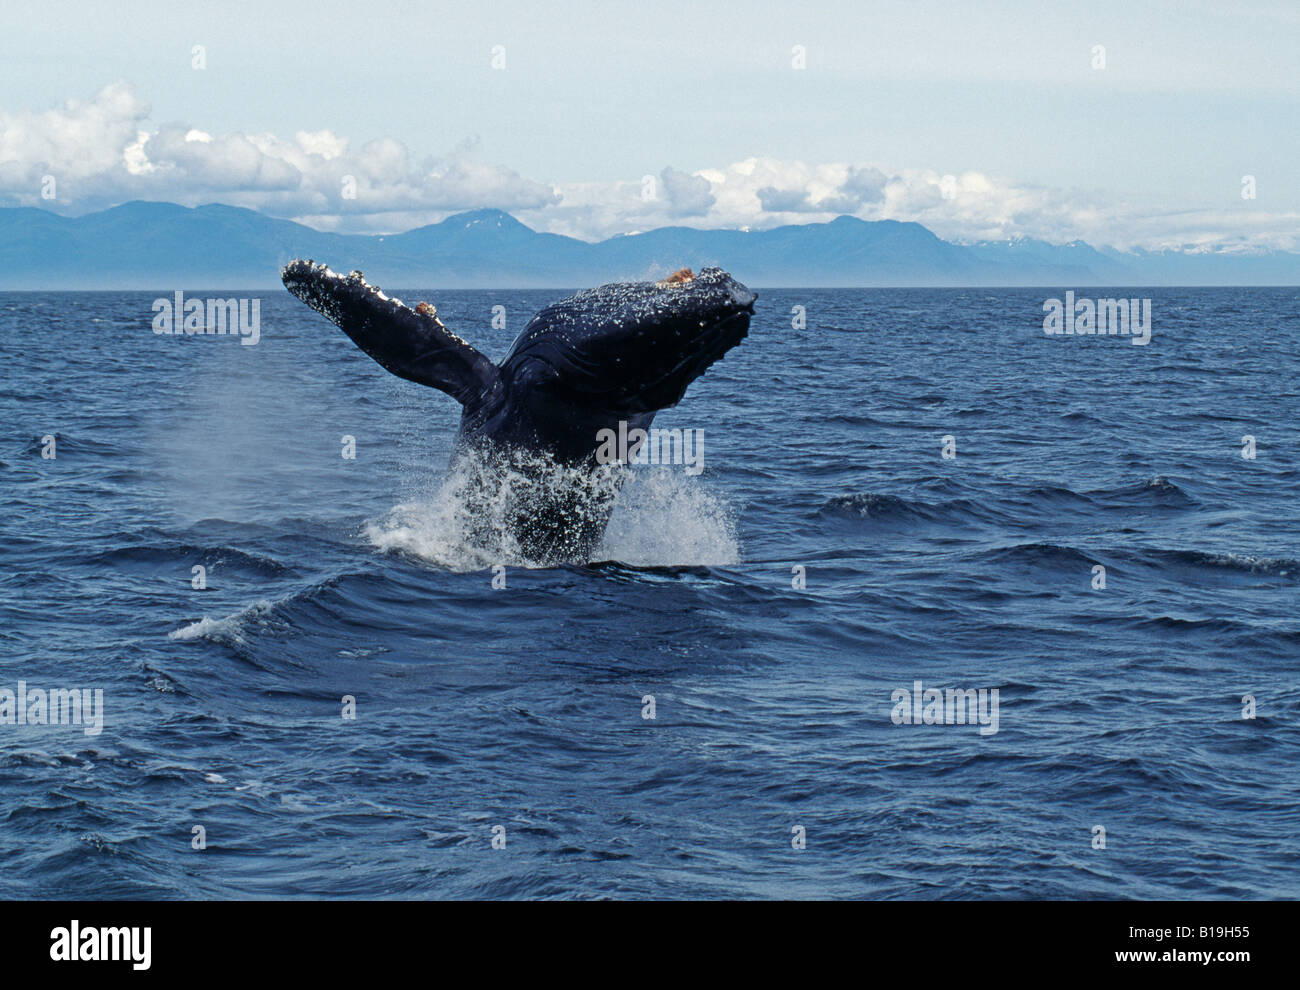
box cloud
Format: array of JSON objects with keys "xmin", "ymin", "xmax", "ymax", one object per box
[
  {"xmin": 532, "ymin": 160, "xmax": 1298, "ymax": 252},
  {"xmin": 0, "ymin": 81, "xmax": 146, "ymax": 181},
  {"xmin": 0, "ymin": 83, "xmax": 1294, "ymax": 252},
  {"xmin": 757, "ymin": 164, "xmax": 887, "ymax": 213},
  {"xmin": 659, "ymin": 166, "xmax": 715, "ymax": 217},
  {"xmin": 0, "ymin": 82, "xmax": 558, "ymax": 226}
]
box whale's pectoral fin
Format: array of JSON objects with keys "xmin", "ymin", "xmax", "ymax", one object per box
[{"xmin": 281, "ymin": 260, "xmax": 500, "ymax": 407}]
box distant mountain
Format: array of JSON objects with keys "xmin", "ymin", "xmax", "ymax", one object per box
[
  {"xmin": 0, "ymin": 202, "xmax": 1295, "ymax": 288},
  {"xmin": 958, "ymin": 236, "xmax": 1130, "ymax": 283}
]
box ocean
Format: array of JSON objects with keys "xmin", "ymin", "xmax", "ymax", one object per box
[{"xmin": 1, "ymin": 285, "xmax": 1297, "ymax": 899}]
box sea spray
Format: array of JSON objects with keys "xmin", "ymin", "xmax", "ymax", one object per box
[
  {"xmin": 596, "ymin": 469, "xmax": 738, "ymax": 567},
  {"xmin": 364, "ymin": 446, "xmax": 738, "ymax": 570}
]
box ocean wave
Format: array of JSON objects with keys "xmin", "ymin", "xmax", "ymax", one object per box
[
  {"xmin": 974, "ymin": 542, "xmax": 1102, "ymax": 569},
  {"xmin": 88, "ymin": 543, "xmax": 291, "ymax": 575},
  {"xmin": 1138, "ymin": 548, "xmax": 1299, "ymax": 579},
  {"xmin": 1088, "ymin": 476, "xmax": 1196, "ymax": 507},
  {"xmin": 1022, "ymin": 484, "xmax": 1098, "ymax": 506},
  {"xmin": 822, "ymin": 492, "xmax": 934, "ymax": 521},
  {"xmin": 168, "ymin": 599, "xmax": 280, "ymax": 644},
  {"xmin": 22, "ymin": 432, "xmax": 120, "ymax": 456},
  {"xmin": 818, "ymin": 491, "xmax": 1007, "ymax": 527}
]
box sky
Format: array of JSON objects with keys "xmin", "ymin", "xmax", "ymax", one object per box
[{"xmin": 1, "ymin": 0, "xmax": 1297, "ymax": 250}]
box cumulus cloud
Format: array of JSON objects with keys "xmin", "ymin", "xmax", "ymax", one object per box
[
  {"xmin": 757, "ymin": 164, "xmax": 887, "ymax": 213},
  {"xmin": 531, "ymin": 159, "xmax": 1297, "ymax": 252},
  {"xmin": 0, "ymin": 81, "xmax": 146, "ymax": 181},
  {"xmin": 0, "ymin": 82, "xmax": 559, "ymax": 229},
  {"xmin": 1, "ymin": 83, "xmax": 1294, "ymax": 251},
  {"xmin": 659, "ymin": 166, "xmax": 715, "ymax": 217}
]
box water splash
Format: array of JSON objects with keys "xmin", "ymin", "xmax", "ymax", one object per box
[
  {"xmin": 169, "ymin": 599, "xmax": 278, "ymax": 643},
  {"xmin": 596, "ymin": 468, "xmax": 739, "ymax": 567},
  {"xmin": 364, "ymin": 447, "xmax": 738, "ymax": 570}
]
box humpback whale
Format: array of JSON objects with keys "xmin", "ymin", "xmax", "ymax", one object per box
[{"xmin": 281, "ymin": 261, "xmax": 756, "ymax": 564}]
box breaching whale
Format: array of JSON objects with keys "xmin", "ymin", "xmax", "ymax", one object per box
[{"xmin": 281, "ymin": 261, "xmax": 756, "ymax": 564}]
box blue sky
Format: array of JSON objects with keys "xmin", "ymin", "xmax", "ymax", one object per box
[{"xmin": 1, "ymin": 0, "xmax": 1296, "ymax": 249}]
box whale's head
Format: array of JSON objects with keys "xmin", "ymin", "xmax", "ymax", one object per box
[{"xmin": 499, "ymin": 266, "xmax": 756, "ymax": 418}]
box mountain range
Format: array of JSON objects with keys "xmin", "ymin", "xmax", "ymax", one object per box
[{"xmin": 0, "ymin": 202, "xmax": 1295, "ymax": 288}]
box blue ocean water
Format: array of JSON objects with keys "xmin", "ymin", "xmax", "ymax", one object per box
[{"xmin": 1, "ymin": 285, "xmax": 1297, "ymax": 899}]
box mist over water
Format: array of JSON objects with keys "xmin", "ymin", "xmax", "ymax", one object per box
[{"xmin": 2, "ymin": 286, "xmax": 1298, "ymax": 899}]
